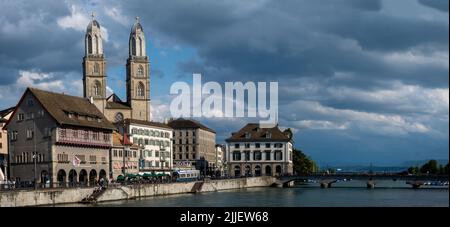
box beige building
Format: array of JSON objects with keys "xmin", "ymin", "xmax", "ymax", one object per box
[
  {"xmin": 226, "ymin": 123, "xmax": 294, "ymax": 177},
  {"xmin": 3, "ymin": 88, "xmax": 115, "ymax": 187},
  {"xmin": 110, "ymin": 132, "xmax": 139, "ymax": 180},
  {"xmin": 0, "ymin": 107, "xmax": 14, "ymax": 180},
  {"xmin": 168, "ymin": 118, "xmax": 216, "ymax": 174},
  {"xmin": 83, "ymin": 16, "xmax": 150, "ymax": 123}
]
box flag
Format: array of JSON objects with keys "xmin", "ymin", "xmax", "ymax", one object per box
[{"xmin": 72, "ymin": 156, "xmax": 81, "ymax": 167}]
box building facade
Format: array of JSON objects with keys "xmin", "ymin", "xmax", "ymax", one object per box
[
  {"xmin": 0, "ymin": 107, "xmax": 14, "ymax": 180},
  {"xmin": 110, "ymin": 132, "xmax": 139, "ymax": 180},
  {"xmin": 3, "ymin": 88, "xmax": 115, "ymax": 186},
  {"xmin": 225, "ymin": 123, "xmax": 294, "ymax": 177},
  {"xmin": 83, "ymin": 16, "xmax": 151, "ymax": 123},
  {"xmin": 119, "ymin": 119, "xmax": 173, "ymax": 175},
  {"xmin": 168, "ymin": 118, "xmax": 216, "ymax": 174},
  {"xmin": 215, "ymin": 144, "xmax": 225, "ymax": 176}
]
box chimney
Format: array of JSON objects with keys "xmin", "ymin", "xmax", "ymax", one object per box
[{"xmin": 89, "ymin": 96, "xmax": 94, "ymax": 104}]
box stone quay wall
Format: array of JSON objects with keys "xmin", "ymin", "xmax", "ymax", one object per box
[{"xmin": 0, "ymin": 176, "xmax": 276, "ymax": 207}]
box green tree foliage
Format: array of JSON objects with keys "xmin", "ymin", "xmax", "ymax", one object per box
[
  {"xmin": 293, "ymin": 149, "xmax": 318, "ymax": 174},
  {"xmin": 407, "ymin": 166, "xmax": 419, "ymax": 174},
  {"xmin": 420, "ymin": 160, "xmax": 439, "ymax": 174}
]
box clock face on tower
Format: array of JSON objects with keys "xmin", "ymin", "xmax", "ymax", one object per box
[{"xmin": 115, "ymin": 112, "xmax": 124, "ymax": 123}]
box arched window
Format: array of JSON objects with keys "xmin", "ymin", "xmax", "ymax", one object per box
[
  {"xmin": 137, "ymin": 82, "xmax": 145, "ymax": 98},
  {"xmin": 139, "ymin": 37, "xmax": 143, "ymax": 56},
  {"xmin": 93, "ymin": 80, "xmax": 101, "ymax": 97},
  {"xmin": 95, "ymin": 35, "xmax": 99, "ymax": 54},
  {"xmin": 87, "ymin": 35, "xmax": 93, "ymax": 54},
  {"xmin": 137, "ymin": 65, "xmax": 144, "ymax": 77},
  {"xmin": 131, "ymin": 37, "xmax": 136, "ymax": 56},
  {"xmin": 93, "ymin": 63, "xmax": 99, "ymax": 74}
]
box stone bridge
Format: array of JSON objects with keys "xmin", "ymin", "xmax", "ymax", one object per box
[{"xmin": 274, "ymin": 174, "xmax": 449, "ymax": 188}]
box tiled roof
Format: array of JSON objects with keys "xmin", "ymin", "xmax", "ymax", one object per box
[
  {"xmin": 26, "ymin": 88, "xmax": 115, "ymax": 130},
  {"xmin": 225, "ymin": 123, "xmax": 291, "ymax": 142},
  {"xmin": 167, "ymin": 118, "xmax": 215, "ymax": 133}
]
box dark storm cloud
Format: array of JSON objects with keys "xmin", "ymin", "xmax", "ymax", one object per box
[
  {"xmin": 419, "ymin": 0, "xmax": 449, "ymax": 12},
  {"xmin": 113, "ymin": 0, "xmax": 448, "ymax": 89}
]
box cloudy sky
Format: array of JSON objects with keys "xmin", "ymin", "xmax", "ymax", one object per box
[{"xmin": 0, "ymin": 0, "xmax": 448, "ymax": 166}]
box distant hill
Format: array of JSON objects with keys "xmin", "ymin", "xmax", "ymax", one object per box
[{"xmin": 400, "ymin": 159, "xmax": 449, "ymax": 167}]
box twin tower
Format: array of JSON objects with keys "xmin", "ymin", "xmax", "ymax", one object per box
[{"xmin": 82, "ymin": 16, "xmax": 150, "ymax": 123}]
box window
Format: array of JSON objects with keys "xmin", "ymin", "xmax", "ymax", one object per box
[
  {"xmin": 73, "ymin": 130, "xmax": 78, "ymax": 138},
  {"xmin": 178, "ymin": 154, "xmax": 182, "ymax": 159},
  {"xmin": 26, "ymin": 129, "xmax": 34, "ymax": 140},
  {"xmin": 254, "ymin": 151, "xmax": 262, "ymax": 161},
  {"xmin": 133, "ymin": 151, "xmax": 136, "ymax": 158},
  {"xmin": 92, "ymin": 132, "xmax": 99, "ymax": 140},
  {"xmin": 185, "ymin": 153, "xmax": 189, "ymax": 159},
  {"xmin": 155, "ymin": 151, "xmax": 159, "ymax": 157},
  {"xmin": 245, "ymin": 143, "xmax": 250, "ymax": 148},
  {"xmin": 266, "ymin": 132, "xmax": 272, "ymax": 139},
  {"xmin": 0, "ymin": 143, "xmax": 2, "ymax": 149},
  {"xmin": 44, "ymin": 127, "xmax": 51, "ymax": 137},
  {"xmin": 113, "ymin": 150, "xmax": 117, "ymax": 157},
  {"xmin": 37, "ymin": 110, "xmax": 44, "ymax": 118},
  {"xmin": 93, "ymin": 80, "xmax": 101, "ymax": 97},
  {"xmin": 93, "ymin": 63, "xmax": 99, "ymax": 74},
  {"xmin": 255, "ymin": 143, "xmax": 260, "ymax": 148},
  {"xmin": 119, "ymin": 150, "xmax": 123, "ymax": 157},
  {"xmin": 192, "ymin": 153, "xmax": 196, "ymax": 159},
  {"xmin": 265, "ymin": 143, "xmax": 271, "ymax": 148},
  {"xmin": 245, "ymin": 132, "xmax": 251, "ymax": 139},
  {"xmin": 234, "ymin": 144, "xmax": 240, "ymax": 149},
  {"xmin": 17, "ymin": 113, "xmax": 24, "ymax": 121},
  {"xmin": 192, "ymin": 131, "xmax": 195, "ymax": 136},
  {"xmin": 84, "ymin": 131, "xmax": 89, "ymax": 139},
  {"xmin": 26, "ymin": 112, "xmax": 34, "ymax": 120},
  {"xmin": 274, "ymin": 143, "xmax": 283, "ymax": 148},
  {"xmin": 137, "ymin": 82, "xmax": 145, "ymax": 98},
  {"xmin": 137, "ymin": 65, "xmax": 144, "ymax": 77},
  {"xmin": 144, "ymin": 139, "xmax": 149, "ymax": 145},
  {"xmin": 27, "ymin": 99, "xmax": 34, "ymax": 107},
  {"xmin": 103, "ymin": 134, "xmax": 109, "ymax": 142},
  {"xmin": 186, "ymin": 146, "xmax": 189, "ymax": 152},
  {"xmin": 265, "ymin": 151, "xmax": 271, "ymax": 160},
  {"xmin": 179, "ymin": 139, "xmax": 182, "ymax": 144},
  {"xmin": 11, "ymin": 131, "xmax": 18, "ymax": 141},
  {"xmin": 245, "ymin": 151, "xmax": 250, "ymax": 161},
  {"xmin": 275, "ymin": 151, "xmax": 283, "ymax": 161},
  {"xmin": 233, "ymin": 151, "xmax": 241, "ymax": 161}
]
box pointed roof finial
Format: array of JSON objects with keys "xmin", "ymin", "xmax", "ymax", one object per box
[
  {"xmin": 91, "ymin": 12, "xmax": 96, "ymax": 21},
  {"xmin": 136, "ymin": 16, "xmax": 140, "ymax": 23}
]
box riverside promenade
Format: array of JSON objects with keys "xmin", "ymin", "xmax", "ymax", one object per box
[{"xmin": 0, "ymin": 176, "xmax": 276, "ymax": 207}]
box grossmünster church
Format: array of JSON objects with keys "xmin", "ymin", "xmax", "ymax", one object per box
[{"xmin": 83, "ymin": 16, "xmax": 150, "ymax": 123}]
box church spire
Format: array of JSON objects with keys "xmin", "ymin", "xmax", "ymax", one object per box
[
  {"xmin": 85, "ymin": 12, "xmax": 103, "ymax": 56},
  {"xmin": 129, "ymin": 16, "xmax": 146, "ymax": 57}
]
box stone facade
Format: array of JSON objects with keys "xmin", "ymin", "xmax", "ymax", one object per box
[
  {"xmin": 4, "ymin": 88, "xmax": 114, "ymax": 186},
  {"xmin": 225, "ymin": 124, "xmax": 294, "ymax": 177},
  {"xmin": 169, "ymin": 119, "xmax": 216, "ymax": 173},
  {"xmin": 82, "ymin": 17, "xmax": 150, "ymax": 123},
  {"xmin": 110, "ymin": 132, "xmax": 139, "ymax": 180}
]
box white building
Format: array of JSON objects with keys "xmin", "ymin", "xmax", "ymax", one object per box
[
  {"xmin": 119, "ymin": 119, "xmax": 173, "ymax": 175},
  {"xmin": 225, "ymin": 123, "xmax": 294, "ymax": 177},
  {"xmin": 215, "ymin": 144, "xmax": 225, "ymax": 176}
]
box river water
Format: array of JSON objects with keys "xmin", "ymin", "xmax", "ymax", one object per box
[{"xmin": 92, "ymin": 180, "xmax": 448, "ymax": 207}]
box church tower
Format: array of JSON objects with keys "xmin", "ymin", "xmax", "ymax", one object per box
[
  {"xmin": 126, "ymin": 17, "xmax": 150, "ymax": 121},
  {"xmin": 83, "ymin": 13, "xmax": 107, "ymax": 113}
]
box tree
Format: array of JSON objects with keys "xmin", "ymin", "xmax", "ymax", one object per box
[
  {"xmin": 407, "ymin": 166, "xmax": 419, "ymax": 174},
  {"xmin": 420, "ymin": 160, "xmax": 439, "ymax": 174},
  {"xmin": 293, "ymin": 149, "xmax": 318, "ymax": 174}
]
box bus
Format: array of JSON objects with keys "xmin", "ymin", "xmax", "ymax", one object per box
[{"xmin": 173, "ymin": 169, "xmax": 200, "ymax": 182}]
